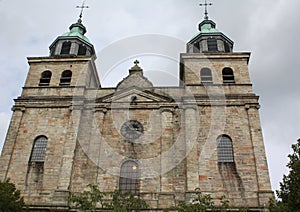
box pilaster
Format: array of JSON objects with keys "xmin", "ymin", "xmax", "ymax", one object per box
[
  {"xmin": 184, "ymin": 105, "xmax": 199, "ymax": 191},
  {"xmin": 160, "ymin": 107, "xmax": 174, "ymax": 192},
  {"xmin": 245, "ymin": 104, "xmax": 273, "ymax": 205},
  {"xmin": 56, "ymin": 106, "xmax": 83, "ymax": 190},
  {"xmin": 0, "ymin": 107, "xmax": 25, "ymax": 180},
  {"xmin": 94, "ymin": 109, "xmax": 110, "ymax": 188}
]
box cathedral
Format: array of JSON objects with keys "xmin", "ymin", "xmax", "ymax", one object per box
[{"xmin": 0, "ymin": 5, "xmax": 273, "ymax": 211}]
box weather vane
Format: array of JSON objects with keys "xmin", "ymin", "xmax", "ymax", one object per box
[
  {"xmin": 76, "ymin": 0, "xmax": 89, "ymax": 19},
  {"xmin": 199, "ymin": 0, "xmax": 213, "ymax": 20}
]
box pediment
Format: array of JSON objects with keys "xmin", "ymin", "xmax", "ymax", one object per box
[
  {"xmin": 99, "ymin": 86, "xmax": 174, "ymax": 103},
  {"xmin": 116, "ymin": 71, "xmax": 153, "ymax": 90}
]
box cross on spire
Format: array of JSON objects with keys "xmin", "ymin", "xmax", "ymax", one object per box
[
  {"xmin": 134, "ymin": 60, "xmax": 140, "ymax": 66},
  {"xmin": 199, "ymin": 0, "xmax": 213, "ymax": 20},
  {"xmin": 76, "ymin": 0, "xmax": 89, "ymax": 19}
]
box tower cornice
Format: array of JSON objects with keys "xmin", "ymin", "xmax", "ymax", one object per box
[
  {"xmin": 27, "ymin": 56, "xmax": 95, "ymax": 64},
  {"xmin": 180, "ymin": 52, "xmax": 251, "ymax": 63}
]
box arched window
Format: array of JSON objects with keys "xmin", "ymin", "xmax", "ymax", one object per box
[
  {"xmin": 207, "ymin": 38, "xmax": 218, "ymax": 52},
  {"xmin": 30, "ymin": 136, "xmax": 48, "ymax": 163},
  {"xmin": 60, "ymin": 41, "xmax": 71, "ymax": 55},
  {"xmin": 60, "ymin": 70, "xmax": 72, "ymax": 85},
  {"xmin": 222, "ymin": 67, "xmax": 235, "ymax": 84},
  {"xmin": 39, "ymin": 70, "xmax": 52, "ymax": 86},
  {"xmin": 200, "ymin": 68, "xmax": 213, "ymax": 84},
  {"xmin": 78, "ymin": 44, "xmax": 87, "ymax": 56},
  {"xmin": 119, "ymin": 160, "xmax": 139, "ymax": 194},
  {"xmin": 217, "ymin": 135, "xmax": 234, "ymax": 163}
]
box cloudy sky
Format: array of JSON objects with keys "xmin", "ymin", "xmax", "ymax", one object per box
[{"xmin": 0, "ymin": 0, "xmax": 300, "ymax": 192}]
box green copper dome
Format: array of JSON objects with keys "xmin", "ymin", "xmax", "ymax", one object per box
[
  {"xmin": 199, "ymin": 20, "xmax": 219, "ymax": 33},
  {"xmin": 49, "ymin": 18, "xmax": 95, "ymax": 57},
  {"xmin": 62, "ymin": 18, "xmax": 91, "ymax": 44},
  {"xmin": 187, "ymin": 18, "xmax": 234, "ymax": 53}
]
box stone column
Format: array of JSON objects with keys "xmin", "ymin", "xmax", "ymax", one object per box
[
  {"xmin": 0, "ymin": 107, "xmax": 25, "ymax": 180},
  {"xmin": 160, "ymin": 107, "xmax": 174, "ymax": 192},
  {"xmin": 184, "ymin": 106, "xmax": 199, "ymax": 191},
  {"xmin": 246, "ymin": 104, "xmax": 273, "ymax": 206}
]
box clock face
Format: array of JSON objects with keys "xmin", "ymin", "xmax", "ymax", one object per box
[{"xmin": 120, "ymin": 120, "xmax": 144, "ymax": 141}]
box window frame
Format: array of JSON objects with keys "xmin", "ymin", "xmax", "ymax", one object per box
[
  {"xmin": 29, "ymin": 136, "xmax": 48, "ymax": 163},
  {"xmin": 59, "ymin": 70, "xmax": 72, "ymax": 86},
  {"xmin": 119, "ymin": 160, "xmax": 140, "ymax": 195},
  {"xmin": 217, "ymin": 135, "xmax": 234, "ymax": 163},
  {"xmin": 200, "ymin": 68, "xmax": 213, "ymax": 84},
  {"xmin": 222, "ymin": 67, "xmax": 235, "ymax": 84},
  {"xmin": 39, "ymin": 70, "xmax": 52, "ymax": 86},
  {"xmin": 78, "ymin": 44, "xmax": 87, "ymax": 56},
  {"xmin": 60, "ymin": 41, "xmax": 71, "ymax": 55},
  {"xmin": 207, "ymin": 38, "xmax": 218, "ymax": 52}
]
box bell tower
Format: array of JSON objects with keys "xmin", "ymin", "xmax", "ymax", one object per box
[
  {"xmin": 180, "ymin": 4, "xmax": 250, "ymax": 86},
  {"xmin": 0, "ymin": 12, "xmax": 101, "ymax": 209},
  {"xmin": 23, "ymin": 15, "xmax": 100, "ymax": 89},
  {"xmin": 179, "ymin": 2, "xmax": 274, "ymax": 208}
]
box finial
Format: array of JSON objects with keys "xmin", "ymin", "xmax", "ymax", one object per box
[
  {"xmin": 76, "ymin": 0, "xmax": 89, "ymax": 19},
  {"xmin": 199, "ymin": 0, "xmax": 213, "ymax": 20},
  {"xmin": 130, "ymin": 60, "xmax": 142, "ymax": 74}
]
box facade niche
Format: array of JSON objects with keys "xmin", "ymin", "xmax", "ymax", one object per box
[
  {"xmin": 39, "ymin": 70, "xmax": 52, "ymax": 86},
  {"xmin": 60, "ymin": 70, "xmax": 72, "ymax": 85}
]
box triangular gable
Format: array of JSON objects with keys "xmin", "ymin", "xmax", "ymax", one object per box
[{"xmin": 98, "ymin": 86, "xmax": 174, "ymax": 103}]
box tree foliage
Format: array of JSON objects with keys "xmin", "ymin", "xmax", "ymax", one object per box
[
  {"xmin": 69, "ymin": 184, "xmax": 104, "ymax": 211},
  {"xmin": 69, "ymin": 184, "xmax": 148, "ymax": 211},
  {"xmin": 0, "ymin": 179, "xmax": 25, "ymax": 212},
  {"xmin": 173, "ymin": 188, "xmax": 248, "ymax": 212},
  {"xmin": 175, "ymin": 188, "xmax": 216, "ymax": 212},
  {"xmin": 70, "ymin": 186, "xmax": 253, "ymax": 211},
  {"xmin": 269, "ymin": 139, "xmax": 300, "ymax": 212},
  {"xmin": 107, "ymin": 190, "xmax": 148, "ymax": 211}
]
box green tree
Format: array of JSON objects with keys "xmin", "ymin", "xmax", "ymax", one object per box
[
  {"xmin": 174, "ymin": 188, "xmax": 248, "ymax": 212},
  {"xmin": 175, "ymin": 189, "xmax": 231, "ymax": 212},
  {"xmin": 176, "ymin": 188, "xmax": 216, "ymax": 212},
  {"xmin": 269, "ymin": 139, "xmax": 300, "ymax": 212},
  {"xmin": 69, "ymin": 184, "xmax": 104, "ymax": 211},
  {"xmin": 107, "ymin": 190, "xmax": 148, "ymax": 211},
  {"xmin": 69, "ymin": 184, "xmax": 148, "ymax": 211},
  {"xmin": 0, "ymin": 179, "xmax": 25, "ymax": 212}
]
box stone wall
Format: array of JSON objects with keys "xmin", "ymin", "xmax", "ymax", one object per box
[{"xmin": 0, "ymin": 53, "xmax": 274, "ymax": 210}]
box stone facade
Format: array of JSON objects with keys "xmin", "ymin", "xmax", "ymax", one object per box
[{"xmin": 0, "ymin": 17, "xmax": 273, "ymax": 211}]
